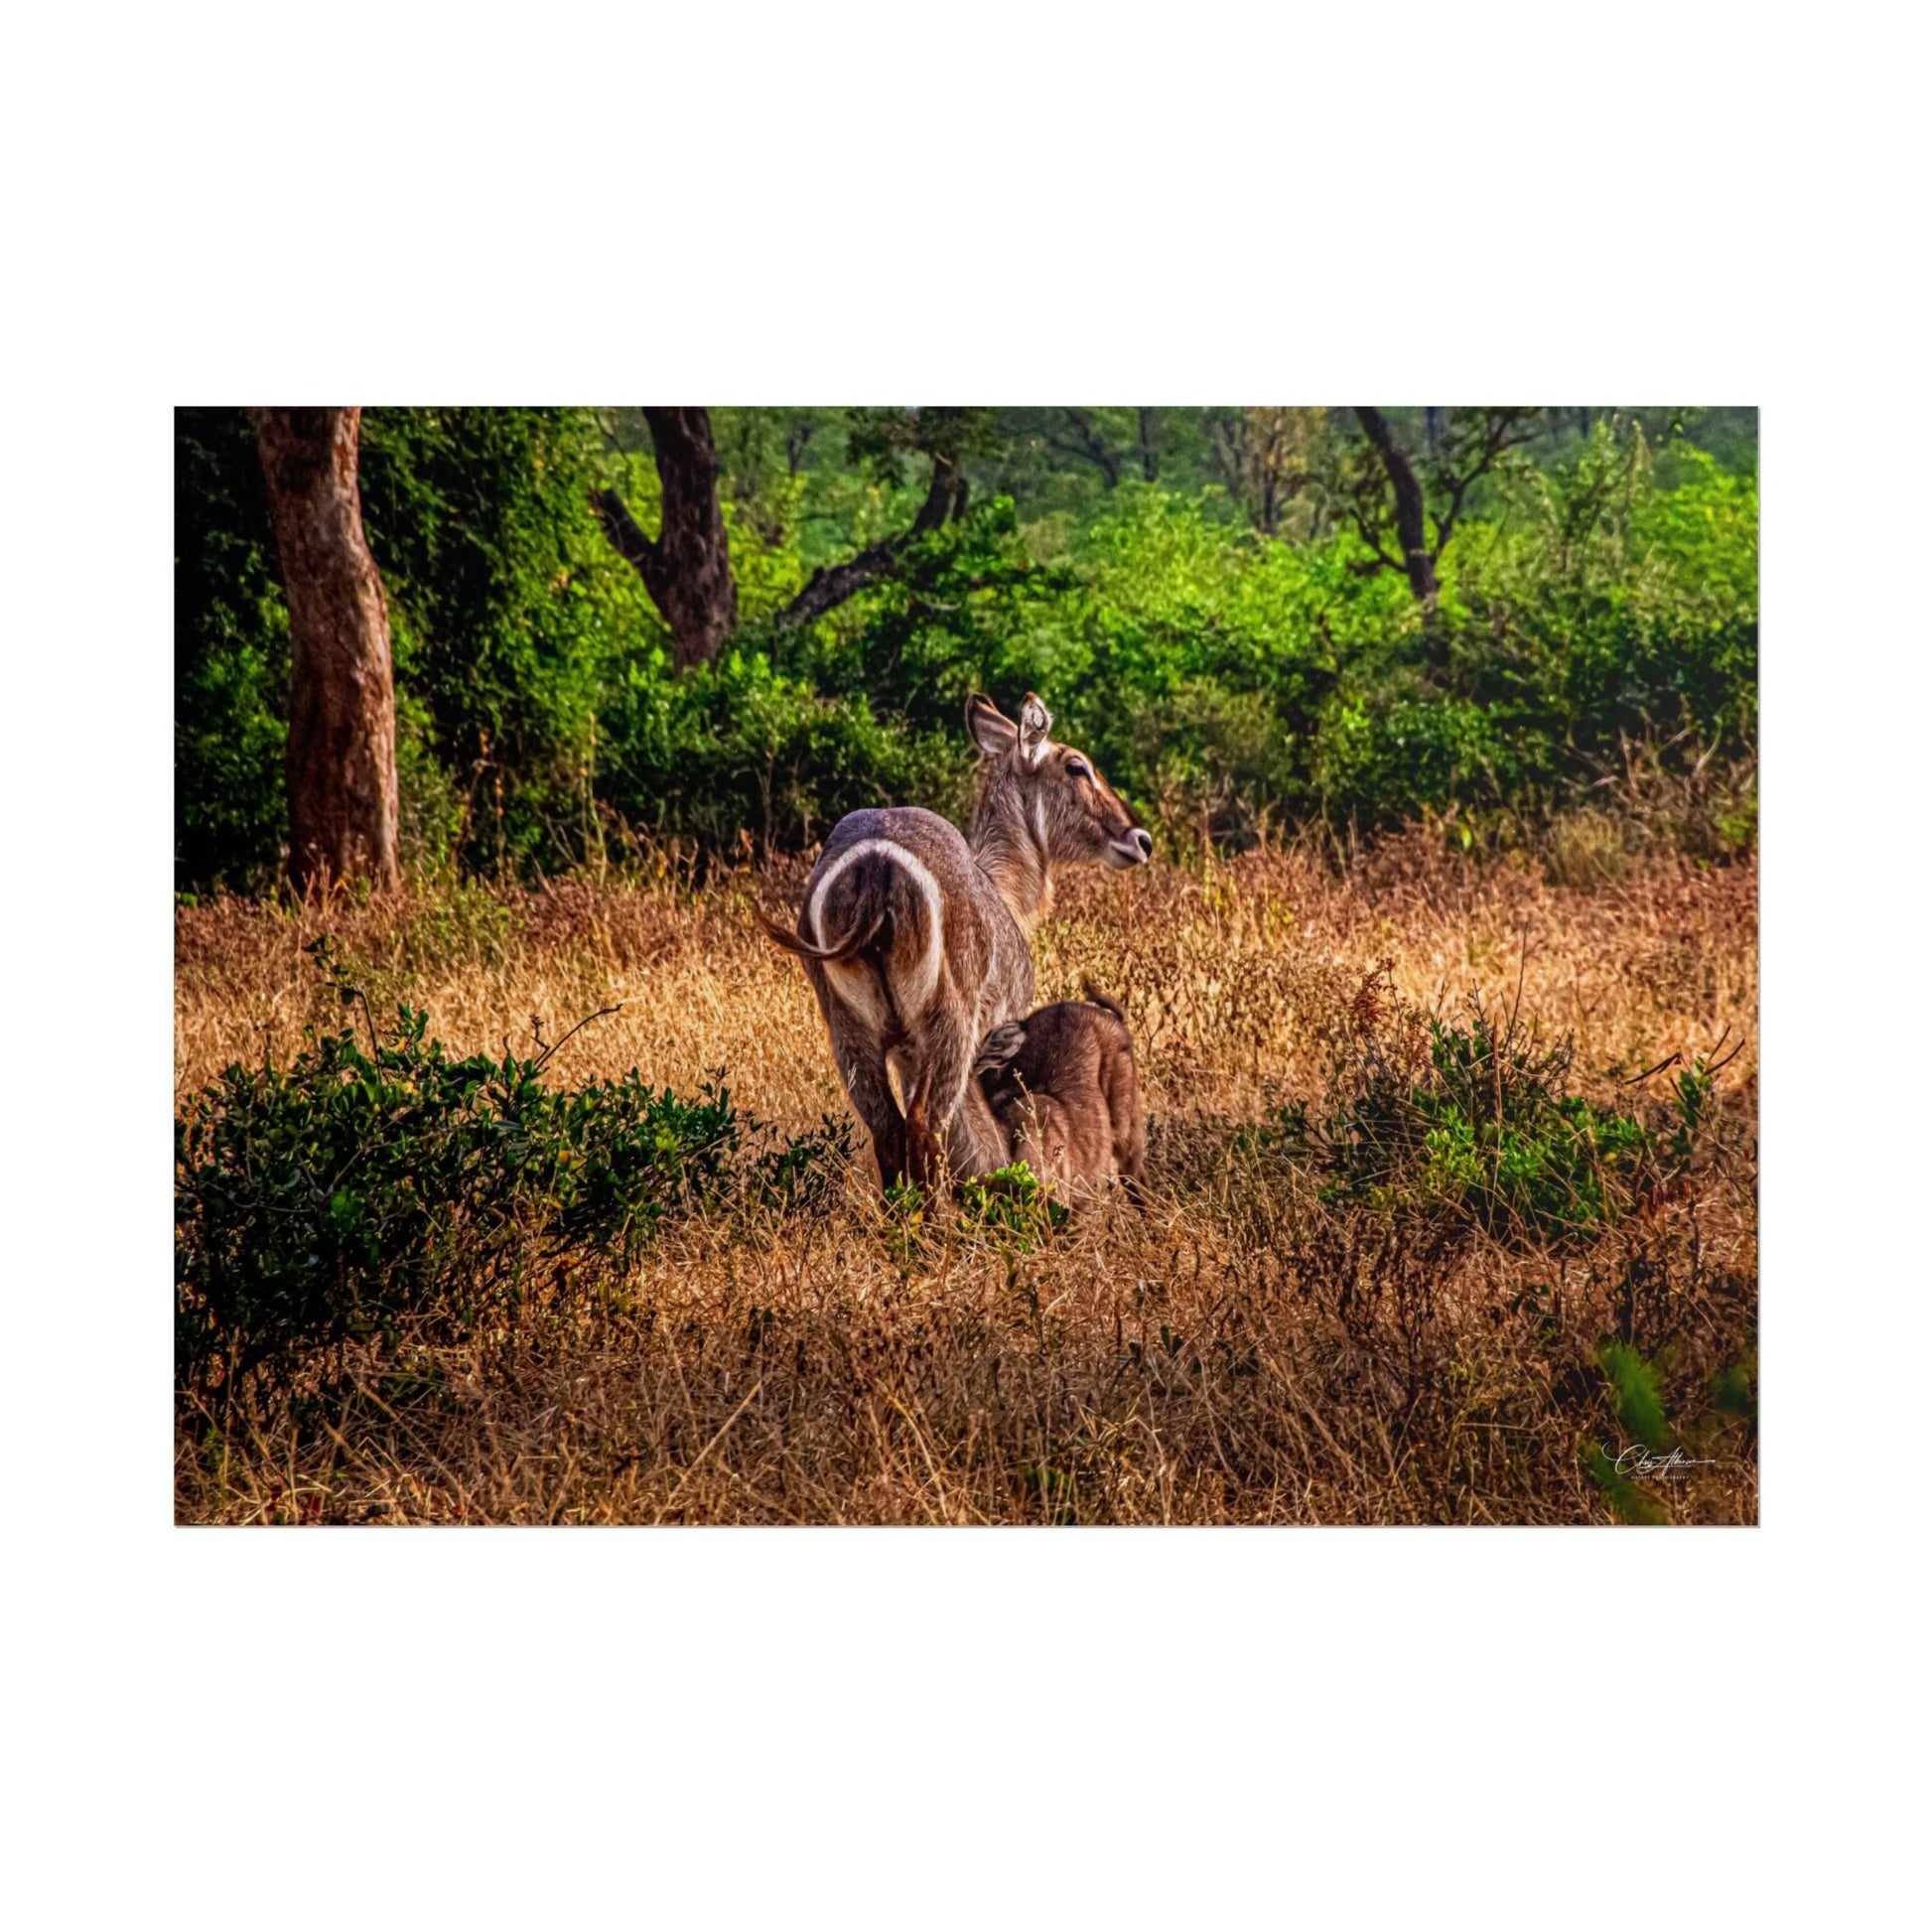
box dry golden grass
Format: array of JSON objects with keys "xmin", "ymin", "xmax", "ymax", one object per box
[{"xmin": 175, "ymin": 833, "xmax": 1757, "ymax": 1525}]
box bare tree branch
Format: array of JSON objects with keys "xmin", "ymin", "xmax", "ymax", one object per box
[
  {"xmin": 1429, "ymin": 408, "xmax": 1541, "ymax": 559},
  {"xmin": 1047, "ymin": 408, "xmax": 1122, "ymax": 488},
  {"xmin": 590, "ymin": 486, "xmax": 665, "ymax": 596},
  {"xmin": 771, "ymin": 448, "xmax": 965, "ymax": 628},
  {"xmin": 592, "ymin": 408, "xmax": 978, "ymax": 644}
]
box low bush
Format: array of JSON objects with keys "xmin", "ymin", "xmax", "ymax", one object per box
[
  {"xmin": 957, "ymin": 1161, "xmax": 1070, "ymax": 1248},
  {"xmin": 742, "ymin": 1113, "xmax": 854, "ymax": 1214},
  {"xmin": 1584, "ymin": 1335, "xmax": 1757, "ymax": 1524},
  {"xmin": 175, "ymin": 938, "xmax": 842, "ymax": 1396},
  {"xmin": 596, "ymin": 649, "xmax": 963, "ymax": 860},
  {"xmin": 1283, "ymin": 966, "xmax": 1725, "ymax": 1245}
]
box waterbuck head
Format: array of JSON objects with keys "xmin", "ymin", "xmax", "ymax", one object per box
[{"xmin": 966, "ymin": 692, "xmax": 1150, "ymax": 919}]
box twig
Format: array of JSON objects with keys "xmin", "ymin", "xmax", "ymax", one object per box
[
  {"xmin": 652, "ymin": 1379, "xmax": 763, "ymax": 1524},
  {"xmin": 355, "ymin": 986, "xmax": 380, "ymax": 1059},
  {"xmin": 1705, "ymin": 1031, "xmax": 1748, "ymax": 1076},
  {"xmin": 1620, "ymin": 1050, "xmax": 1682, "ymax": 1087},
  {"xmin": 532, "ymin": 1002, "xmax": 623, "ymax": 1073},
  {"xmin": 1504, "ymin": 925, "xmax": 1534, "ymax": 1055}
]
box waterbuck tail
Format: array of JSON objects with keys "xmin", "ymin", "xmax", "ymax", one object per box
[
  {"xmin": 1080, "ymin": 979, "xmax": 1128, "ymax": 1026},
  {"xmin": 756, "ymin": 901, "xmax": 890, "ymax": 963}
]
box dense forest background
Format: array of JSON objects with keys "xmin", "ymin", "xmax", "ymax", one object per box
[{"xmin": 176, "ymin": 406, "xmax": 1757, "ymax": 893}]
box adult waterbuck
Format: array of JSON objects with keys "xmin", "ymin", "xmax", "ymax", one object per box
[{"xmin": 759, "ymin": 692, "xmax": 1151, "ymax": 1193}]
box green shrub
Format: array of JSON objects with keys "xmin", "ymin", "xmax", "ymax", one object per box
[
  {"xmin": 597, "ymin": 648, "xmax": 961, "ymax": 859},
  {"xmin": 1295, "ymin": 974, "xmax": 1716, "ymax": 1245},
  {"xmin": 1582, "ymin": 1441, "xmax": 1672, "ymax": 1525},
  {"xmin": 1584, "ymin": 1337, "xmax": 1751, "ymax": 1524},
  {"xmin": 175, "ymin": 407, "xmax": 291, "ymax": 892},
  {"xmin": 743, "ymin": 1114, "xmax": 854, "ymax": 1214},
  {"xmin": 176, "ymin": 939, "xmax": 740, "ymax": 1392},
  {"xmin": 777, "ymin": 499, "xmax": 1084, "ymax": 736},
  {"xmin": 175, "ymin": 411, "xmax": 1757, "ymax": 885},
  {"xmin": 357, "ymin": 407, "xmax": 664, "ymax": 876},
  {"xmin": 177, "ymin": 406, "xmax": 669, "ymax": 888},
  {"xmin": 958, "ymin": 1161, "xmax": 1070, "ymax": 1247}
]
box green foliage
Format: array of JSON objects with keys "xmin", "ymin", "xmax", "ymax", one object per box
[
  {"xmin": 176, "ymin": 937, "xmax": 743, "ymax": 1391},
  {"xmin": 175, "ymin": 408, "xmax": 290, "ymax": 891},
  {"xmin": 1582, "ymin": 1292, "xmax": 1756, "ymax": 1523},
  {"xmin": 177, "ymin": 406, "xmax": 665, "ymax": 887},
  {"xmin": 843, "ymin": 405, "xmax": 1006, "ymax": 484},
  {"xmin": 958, "ymin": 1161, "xmax": 1070, "ymax": 1247},
  {"xmin": 776, "ymin": 499, "xmax": 1084, "ymax": 736},
  {"xmin": 1062, "ymin": 491, "xmax": 1399, "ymax": 841},
  {"xmin": 1711, "ymin": 1347, "xmax": 1758, "ymax": 1435},
  {"xmin": 1598, "ymin": 1341, "xmax": 1670, "ymax": 1446},
  {"xmin": 357, "ymin": 408, "xmax": 662, "ymax": 875},
  {"xmin": 1464, "ymin": 434, "xmax": 1758, "ymax": 774},
  {"xmin": 175, "ymin": 408, "xmax": 1756, "ymax": 889},
  {"xmin": 597, "ymin": 649, "xmax": 961, "ymax": 857},
  {"xmin": 1583, "ymin": 1443, "xmax": 1672, "ymax": 1525},
  {"xmin": 1302, "ymin": 980, "xmax": 1711, "ymax": 1245},
  {"xmin": 744, "ymin": 1114, "xmax": 854, "ymax": 1214},
  {"xmin": 1585, "ymin": 1343, "xmax": 1676, "ymax": 1523}
]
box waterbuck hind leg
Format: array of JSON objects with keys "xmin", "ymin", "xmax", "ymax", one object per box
[
  {"xmin": 815, "ymin": 994, "xmax": 906, "ymax": 1191},
  {"xmin": 904, "ymin": 1008, "xmax": 1013, "ymax": 1192},
  {"xmin": 842, "ymin": 1050, "xmax": 907, "ymax": 1191},
  {"xmin": 903, "ymin": 1094, "xmax": 949, "ymax": 1198}
]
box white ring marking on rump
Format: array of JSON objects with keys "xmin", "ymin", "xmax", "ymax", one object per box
[{"xmin": 805, "ymin": 837, "xmax": 945, "ymax": 1015}]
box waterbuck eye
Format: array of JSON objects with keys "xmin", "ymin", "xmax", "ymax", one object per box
[{"xmin": 1065, "ymin": 758, "xmax": 1092, "ymax": 781}]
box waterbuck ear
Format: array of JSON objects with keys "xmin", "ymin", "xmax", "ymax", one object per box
[
  {"xmin": 1019, "ymin": 692, "xmax": 1053, "ymax": 766},
  {"xmin": 966, "ymin": 693, "xmax": 1018, "ymax": 759},
  {"xmin": 973, "ymin": 1021, "xmax": 1028, "ymax": 1078}
]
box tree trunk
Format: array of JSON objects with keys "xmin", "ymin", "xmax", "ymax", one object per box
[
  {"xmin": 1138, "ymin": 408, "xmax": 1160, "ymax": 483},
  {"xmin": 591, "ymin": 406, "xmax": 739, "ymax": 671},
  {"xmin": 248, "ymin": 406, "xmax": 401, "ymax": 893},
  {"xmin": 595, "ymin": 413, "xmax": 971, "ymax": 642},
  {"xmin": 1355, "ymin": 406, "xmax": 1439, "ymax": 606}
]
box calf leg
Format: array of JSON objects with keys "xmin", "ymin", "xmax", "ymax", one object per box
[{"xmin": 1104, "ymin": 1050, "xmax": 1149, "ymax": 1202}]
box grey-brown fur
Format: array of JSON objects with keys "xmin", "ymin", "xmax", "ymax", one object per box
[
  {"xmin": 973, "ymin": 985, "xmax": 1148, "ymax": 1205},
  {"xmin": 759, "ymin": 693, "xmax": 1149, "ymax": 1193}
]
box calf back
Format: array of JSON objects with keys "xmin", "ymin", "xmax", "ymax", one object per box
[{"xmin": 977, "ymin": 997, "xmax": 1146, "ymax": 1201}]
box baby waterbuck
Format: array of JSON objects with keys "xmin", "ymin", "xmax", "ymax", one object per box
[
  {"xmin": 973, "ymin": 986, "xmax": 1148, "ymax": 1206},
  {"xmin": 759, "ymin": 692, "xmax": 1151, "ymax": 1193}
]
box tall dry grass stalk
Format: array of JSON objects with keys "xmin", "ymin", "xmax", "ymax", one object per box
[{"xmin": 176, "ymin": 833, "xmax": 1757, "ymax": 1525}]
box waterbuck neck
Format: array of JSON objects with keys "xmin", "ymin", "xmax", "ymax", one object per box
[{"xmin": 970, "ymin": 778, "xmax": 1053, "ymax": 934}]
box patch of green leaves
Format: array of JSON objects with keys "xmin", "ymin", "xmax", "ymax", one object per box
[
  {"xmin": 1584, "ymin": 1444, "xmax": 1672, "ymax": 1525},
  {"xmin": 744, "ymin": 1113, "xmax": 854, "ymax": 1214},
  {"xmin": 1302, "ymin": 982, "xmax": 1714, "ymax": 1246},
  {"xmin": 959, "ymin": 1162, "xmax": 1070, "ymax": 1248},
  {"xmin": 1598, "ymin": 1341, "xmax": 1670, "ymax": 1447},
  {"xmin": 178, "ymin": 939, "xmax": 759, "ymax": 1392}
]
